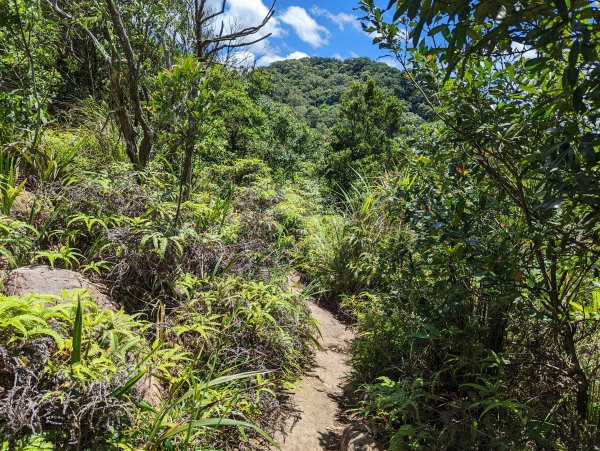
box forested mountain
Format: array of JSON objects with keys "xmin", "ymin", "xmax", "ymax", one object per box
[
  {"xmin": 263, "ymin": 57, "xmax": 430, "ymax": 130},
  {"xmin": 0, "ymin": 0, "xmax": 598, "ymax": 450}
]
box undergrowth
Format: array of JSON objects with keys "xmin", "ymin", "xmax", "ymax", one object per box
[{"xmin": 0, "ymin": 116, "xmax": 322, "ymax": 448}]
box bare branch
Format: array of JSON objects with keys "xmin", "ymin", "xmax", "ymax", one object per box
[
  {"xmin": 211, "ymin": 33, "xmax": 273, "ymax": 54},
  {"xmin": 192, "ymin": 0, "xmax": 276, "ymax": 61},
  {"xmin": 201, "ymin": 0, "xmax": 227, "ymax": 25},
  {"xmin": 44, "ymin": 0, "xmax": 111, "ymax": 63}
]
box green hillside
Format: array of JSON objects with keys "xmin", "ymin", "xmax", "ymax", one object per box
[{"xmin": 263, "ymin": 57, "xmax": 431, "ymax": 130}]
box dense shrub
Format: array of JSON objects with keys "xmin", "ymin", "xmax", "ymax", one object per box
[{"xmin": 310, "ymin": 141, "xmax": 600, "ymax": 448}]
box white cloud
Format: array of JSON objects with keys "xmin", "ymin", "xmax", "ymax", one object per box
[
  {"xmin": 309, "ymin": 5, "xmax": 408, "ymax": 44},
  {"xmin": 287, "ymin": 51, "xmax": 310, "ymax": 60},
  {"xmin": 310, "ymin": 6, "xmax": 362, "ymax": 32},
  {"xmin": 228, "ymin": 50, "xmax": 258, "ymax": 66},
  {"xmin": 380, "ymin": 57, "xmax": 402, "ymax": 70},
  {"xmin": 511, "ymin": 42, "xmax": 537, "ymax": 59},
  {"xmin": 280, "ymin": 6, "xmax": 330, "ymax": 48},
  {"xmin": 257, "ymin": 50, "xmax": 310, "ymax": 66},
  {"xmin": 331, "ymin": 51, "xmax": 360, "ymax": 60}
]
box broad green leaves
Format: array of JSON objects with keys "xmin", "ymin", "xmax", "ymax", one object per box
[
  {"xmin": 359, "ymin": 0, "xmax": 600, "ymax": 114},
  {"xmin": 355, "ymin": 0, "xmax": 600, "ymax": 444}
]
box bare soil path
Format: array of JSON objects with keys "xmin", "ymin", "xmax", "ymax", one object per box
[{"xmin": 274, "ymin": 299, "xmax": 354, "ymax": 450}]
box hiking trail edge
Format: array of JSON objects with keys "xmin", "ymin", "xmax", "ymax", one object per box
[{"xmin": 274, "ymin": 290, "xmax": 355, "ymax": 450}]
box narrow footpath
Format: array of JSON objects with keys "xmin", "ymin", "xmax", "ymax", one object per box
[{"xmin": 275, "ymin": 299, "xmax": 355, "ymax": 450}]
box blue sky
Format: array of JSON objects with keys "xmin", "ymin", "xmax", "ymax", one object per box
[
  {"xmin": 211, "ymin": 0, "xmax": 399, "ymax": 67},
  {"xmin": 213, "ymin": 1, "xmax": 543, "ymax": 67}
]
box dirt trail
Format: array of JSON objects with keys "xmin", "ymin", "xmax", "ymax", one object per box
[{"xmin": 275, "ymin": 299, "xmax": 354, "ymax": 450}]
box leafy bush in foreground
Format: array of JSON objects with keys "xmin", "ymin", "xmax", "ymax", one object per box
[{"xmin": 312, "ymin": 143, "xmax": 600, "ymax": 447}]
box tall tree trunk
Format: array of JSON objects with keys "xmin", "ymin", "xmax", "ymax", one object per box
[
  {"xmin": 105, "ymin": 0, "xmax": 153, "ymax": 169},
  {"xmin": 564, "ymin": 323, "xmax": 590, "ymax": 420},
  {"xmin": 12, "ymin": 0, "xmax": 43, "ymax": 151},
  {"xmin": 182, "ymin": 109, "xmax": 196, "ymax": 202},
  {"xmin": 108, "ymin": 55, "xmax": 138, "ymax": 166}
]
